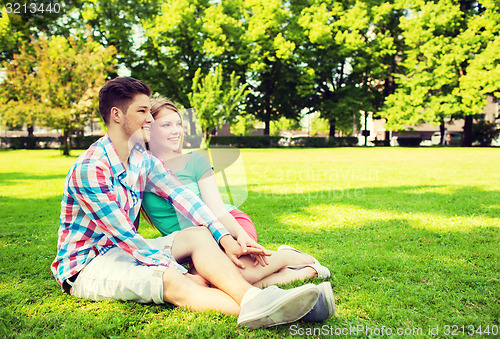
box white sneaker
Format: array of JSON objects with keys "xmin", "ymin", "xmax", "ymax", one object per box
[
  {"xmin": 237, "ymin": 284, "xmax": 319, "ymax": 329},
  {"xmin": 278, "ymin": 245, "xmax": 331, "ymax": 279}
]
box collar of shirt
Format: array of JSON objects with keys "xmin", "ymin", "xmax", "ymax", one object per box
[
  {"xmin": 101, "ymin": 134, "xmax": 148, "ymax": 181},
  {"xmin": 102, "ymin": 134, "xmax": 127, "ymax": 180}
]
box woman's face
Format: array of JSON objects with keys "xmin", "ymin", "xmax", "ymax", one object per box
[{"xmin": 150, "ymin": 107, "xmax": 183, "ymax": 154}]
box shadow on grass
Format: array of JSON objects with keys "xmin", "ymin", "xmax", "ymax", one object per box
[
  {"xmin": 248, "ymin": 184, "xmax": 500, "ymax": 221},
  {"xmin": 243, "ymin": 184, "xmax": 500, "ymax": 328}
]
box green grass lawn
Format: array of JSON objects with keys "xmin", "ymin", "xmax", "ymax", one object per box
[{"xmin": 0, "ymin": 147, "xmax": 499, "ymax": 338}]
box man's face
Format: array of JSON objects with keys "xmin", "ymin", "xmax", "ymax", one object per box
[{"xmin": 121, "ymin": 94, "xmax": 153, "ymax": 143}]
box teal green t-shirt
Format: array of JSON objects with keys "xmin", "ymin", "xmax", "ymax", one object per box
[{"xmin": 143, "ymin": 151, "xmax": 235, "ymax": 236}]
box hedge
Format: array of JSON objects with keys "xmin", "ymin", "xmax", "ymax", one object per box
[
  {"xmin": 209, "ymin": 135, "xmax": 358, "ymax": 148},
  {"xmin": 397, "ymin": 136, "xmax": 423, "ymax": 147},
  {"xmin": 1, "ymin": 135, "xmax": 360, "ymax": 150},
  {"xmin": 288, "ymin": 136, "xmax": 358, "ymax": 147},
  {"xmin": 0, "ymin": 136, "xmax": 102, "ymax": 150},
  {"xmin": 209, "ymin": 136, "xmax": 282, "ymax": 148}
]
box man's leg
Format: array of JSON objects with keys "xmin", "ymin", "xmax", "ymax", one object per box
[
  {"xmin": 166, "ymin": 227, "xmax": 321, "ymax": 328},
  {"xmin": 162, "ymin": 268, "xmax": 240, "ymax": 314},
  {"xmin": 169, "ymin": 227, "xmax": 253, "ymax": 304}
]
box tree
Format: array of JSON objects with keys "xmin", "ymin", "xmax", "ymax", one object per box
[
  {"xmin": 240, "ymin": 0, "xmax": 314, "ymax": 135},
  {"xmin": 471, "ymin": 119, "xmax": 500, "ymax": 146},
  {"xmin": 0, "ymin": 34, "xmax": 116, "ymax": 155},
  {"xmin": 381, "ymin": 0, "xmax": 500, "ymax": 146},
  {"xmin": 139, "ymin": 0, "xmax": 211, "ymax": 107},
  {"xmin": 0, "ymin": 0, "xmax": 84, "ymax": 61},
  {"xmin": 188, "ymin": 65, "xmax": 249, "ymax": 146},
  {"xmin": 297, "ymin": 0, "xmax": 400, "ymax": 137},
  {"xmin": 72, "ymin": 0, "xmax": 161, "ymax": 75}
]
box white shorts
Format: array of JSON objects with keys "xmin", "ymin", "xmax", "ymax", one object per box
[{"xmin": 69, "ymin": 232, "xmax": 179, "ymax": 304}]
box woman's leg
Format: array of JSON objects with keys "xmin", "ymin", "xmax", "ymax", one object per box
[
  {"xmin": 234, "ymin": 251, "xmax": 318, "ymax": 286},
  {"xmin": 252, "ymin": 267, "xmax": 317, "ymax": 288}
]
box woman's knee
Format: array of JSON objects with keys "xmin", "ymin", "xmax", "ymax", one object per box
[{"xmin": 181, "ymin": 227, "xmax": 215, "ymax": 247}]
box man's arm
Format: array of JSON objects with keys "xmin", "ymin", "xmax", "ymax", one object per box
[
  {"xmin": 70, "ymin": 161, "xmax": 187, "ymax": 274},
  {"xmin": 145, "ymin": 155, "xmax": 270, "ymax": 268}
]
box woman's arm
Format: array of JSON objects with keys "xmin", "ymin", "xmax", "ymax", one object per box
[{"xmin": 198, "ymin": 169, "xmax": 271, "ymax": 265}]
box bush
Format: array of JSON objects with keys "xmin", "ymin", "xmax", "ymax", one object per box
[
  {"xmin": 209, "ymin": 135, "xmax": 358, "ymax": 148},
  {"xmin": 397, "ymin": 137, "xmax": 422, "ymax": 147},
  {"xmin": 210, "ymin": 136, "xmax": 282, "ymax": 148},
  {"xmin": 1, "ymin": 136, "xmax": 103, "ymax": 150},
  {"xmin": 472, "ymin": 120, "xmax": 500, "ymax": 146},
  {"xmin": 71, "ymin": 135, "xmax": 102, "ymax": 149},
  {"xmin": 1, "ymin": 137, "xmax": 59, "ymax": 149},
  {"xmin": 291, "ymin": 136, "xmax": 358, "ymax": 147}
]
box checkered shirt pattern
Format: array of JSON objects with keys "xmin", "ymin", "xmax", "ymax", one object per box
[{"xmin": 51, "ymin": 135, "xmax": 230, "ymax": 286}]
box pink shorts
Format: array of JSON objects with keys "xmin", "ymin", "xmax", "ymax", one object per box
[{"xmin": 229, "ymin": 209, "xmax": 257, "ymax": 241}]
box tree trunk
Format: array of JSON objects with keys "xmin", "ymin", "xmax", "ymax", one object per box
[
  {"xmin": 329, "ymin": 119, "xmax": 336, "ymax": 138},
  {"xmin": 202, "ymin": 128, "xmax": 211, "ymax": 149},
  {"xmin": 62, "ymin": 130, "xmax": 71, "ymax": 156},
  {"xmin": 187, "ymin": 108, "xmax": 197, "ymax": 135},
  {"xmin": 384, "ymin": 130, "xmax": 390, "ymax": 146},
  {"xmin": 263, "ymin": 104, "xmax": 272, "ymax": 135},
  {"xmin": 439, "ymin": 119, "xmax": 446, "ymax": 145},
  {"xmin": 462, "ymin": 115, "xmax": 473, "ymax": 147},
  {"xmin": 27, "ymin": 125, "xmax": 34, "ymax": 137},
  {"xmin": 264, "ymin": 120, "xmax": 270, "ymax": 136}
]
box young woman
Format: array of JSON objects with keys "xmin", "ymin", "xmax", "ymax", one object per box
[{"xmin": 142, "ymin": 98, "xmax": 330, "ymax": 287}]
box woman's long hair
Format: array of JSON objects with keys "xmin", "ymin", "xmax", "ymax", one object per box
[{"xmin": 141, "ymin": 97, "xmax": 185, "ymax": 228}]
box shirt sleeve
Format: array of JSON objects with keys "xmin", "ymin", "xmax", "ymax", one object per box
[
  {"xmin": 191, "ymin": 152, "xmax": 213, "ymax": 181},
  {"xmin": 69, "ymin": 160, "xmax": 188, "ymax": 274},
  {"xmin": 145, "ymin": 154, "xmax": 231, "ymax": 243}
]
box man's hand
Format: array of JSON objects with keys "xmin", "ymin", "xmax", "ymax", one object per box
[{"xmin": 219, "ymin": 235, "xmax": 271, "ymax": 269}]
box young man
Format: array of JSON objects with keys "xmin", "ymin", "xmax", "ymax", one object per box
[{"xmin": 51, "ymin": 77, "xmax": 326, "ymax": 328}]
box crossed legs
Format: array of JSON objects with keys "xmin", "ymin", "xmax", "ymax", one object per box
[
  {"xmin": 162, "ymin": 227, "xmax": 252, "ymax": 314},
  {"xmin": 162, "ymin": 226, "xmax": 321, "ymax": 315}
]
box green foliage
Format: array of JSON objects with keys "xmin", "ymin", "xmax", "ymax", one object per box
[
  {"xmin": 0, "ymin": 33, "xmax": 116, "ymax": 155},
  {"xmin": 0, "ymin": 0, "xmax": 83, "ymax": 61},
  {"xmin": 309, "ymin": 113, "xmax": 330, "ymax": 136},
  {"xmin": 209, "ymin": 135, "xmax": 282, "ymax": 148},
  {"xmin": 188, "ymin": 65, "xmax": 249, "ymax": 145},
  {"xmin": 140, "ymin": 0, "xmax": 211, "ymax": 107},
  {"xmin": 230, "ymin": 115, "xmax": 257, "ymax": 136},
  {"xmin": 269, "ymin": 117, "xmax": 301, "ymax": 136},
  {"xmin": 297, "ymin": 0, "xmax": 400, "ymax": 136},
  {"xmin": 0, "ymin": 8, "xmax": 19, "ymax": 61},
  {"xmin": 381, "ymin": 0, "xmax": 500, "ymax": 142},
  {"xmin": 241, "ymin": 0, "xmax": 315, "ymax": 134}
]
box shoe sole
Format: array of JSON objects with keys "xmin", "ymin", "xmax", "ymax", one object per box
[
  {"xmin": 321, "ymin": 281, "xmax": 335, "ymax": 317},
  {"xmin": 238, "ymin": 284, "xmax": 320, "ymax": 329}
]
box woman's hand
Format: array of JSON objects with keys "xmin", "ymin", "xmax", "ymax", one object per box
[
  {"xmin": 234, "ymin": 231, "xmax": 271, "ymax": 267},
  {"xmin": 219, "ymin": 235, "xmax": 270, "ymax": 269}
]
